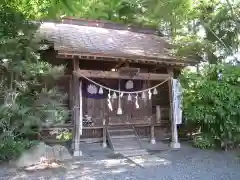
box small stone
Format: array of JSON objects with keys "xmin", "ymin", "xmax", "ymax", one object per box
[
  {"xmin": 16, "ymin": 142, "xmax": 54, "ymax": 168},
  {"xmin": 52, "ymin": 145, "xmax": 72, "ymax": 161}
]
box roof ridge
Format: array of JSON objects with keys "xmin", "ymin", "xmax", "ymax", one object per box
[{"xmin": 61, "ymin": 17, "xmax": 163, "ymax": 36}]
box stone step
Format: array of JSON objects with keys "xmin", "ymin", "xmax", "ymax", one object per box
[
  {"xmin": 112, "ymin": 140, "xmax": 140, "ymax": 146},
  {"xmin": 108, "ymin": 130, "xmax": 134, "ymax": 136},
  {"xmin": 110, "ymin": 137, "xmax": 138, "ymax": 141},
  {"xmin": 113, "ymin": 143, "xmax": 141, "ymax": 149},
  {"xmin": 110, "ymin": 135, "xmax": 136, "ymax": 139},
  {"xmin": 112, "ymin": 141, "xmax": 140, "ymax": 146},
  {"xmin": 108, "ymin": 129, "xmax": 133, "ymax": 132},
  {"xmin": 114, "ymin": 146, "xmax": 142, "ymax": 151},
  {"xmin": 107, "ymin": 126, "xmax": 132, "ymax": 130},
  {"xmin": 117, "ymin": 149, "xmax": 149, "ymax": 157},
  {"xmin": 107, "ymin": 126, "xmax": 148, "ymax": 157}
]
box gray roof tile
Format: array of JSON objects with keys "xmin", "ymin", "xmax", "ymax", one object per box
[{"xmin": 39, "ymin": 22, "xmax": 174, "ymax": 60}]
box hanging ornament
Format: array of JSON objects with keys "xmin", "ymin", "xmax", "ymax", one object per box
[
  {"xmin": 125, "ymin": 80, "xmax": 134, "ymax": 89},
  {"xmin": 135, "ymin": 94, "xmax": 139, "ymax": 109},
  {"xmin": 112, "ymin": 92, "xmax": 117, "ymax": 99},
  {"xmin": 87, "ymin": 84, "xmax": 98, "ymax": 94},
  {"xmin": 153, "ymin": 88, "xmax": 158, "ymax": 95},
  {"xmin": 218, "ymin": 72, "xmax": 223, "ymax": 81},
  {"xmin": 127, "ymin": 94, "xmax": 132, "ymax": 101},
  {"xmin": 98, "ymin": 86, "xmax": 103, "ymax": 94},
  {"xmin": 141, "ymin": 91, "xmax": 146, "ymax": 99},
  {"xmin": 148, "ymin": 89, "xmax": 152, "ymax": 100},
  {"xmin": 5, "ymin": 90, "xmax": 18, "ymax": 107}
]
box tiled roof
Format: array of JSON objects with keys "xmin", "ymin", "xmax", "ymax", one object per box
[{"xmin": 39, "ymin": 22, "xmax": 174, "ymax": 60}]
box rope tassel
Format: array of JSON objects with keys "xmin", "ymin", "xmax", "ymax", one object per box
[
  {"xmin": 98, "ymin": 87, "xmax": 103, "ymax": 94},
  {"xmin": 117, "ymin": 106, "xmax": 122, "ymax": 115},
  {"xmin": 117, "ymin": 92, "xmax": 122, "ymax": 115},
  {"xmin": 112, "ymin": 92, "xmax": 117, "ymax": 99},
  {"xmin": 153, "ymin": 88, "xmax": 158, "ymax": 95},
  {"xmin": 127, "ymin": 94, "xmax": 132, "ymax": 101}
]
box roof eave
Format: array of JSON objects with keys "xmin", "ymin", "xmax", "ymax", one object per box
[{"xmin": 56, "ymin": 50, "xmax": 195, "ymax": 67}]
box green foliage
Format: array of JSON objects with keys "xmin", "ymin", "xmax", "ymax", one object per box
[
  {"xmin": 65, "ymin": 0, "xmax": 152, "ymax": 25},
  {"xmin": 192, "ymin": 134, "xmax": 215, "ymax": 149},
  {"xmin": 147, "ymin": 0, "xmax": 193, "ymax": 29},
  {"xmin": 144, "ymin": 0, "xmax": 240, "ymax": 63},
  {"xmin": 174, "ymin": 35, "xmax": 208, "ymax": 61},
  {"xmin": 55, "ymin": 129, "xmax": 72, "ymax": 141},
  {"xmin": 0, "ymin": 136, "xmax": 38, "ymax": 161},
  {"xmin": 0, "ymin": 6, "xmax": 68, "ymax": 137},
  {"xmin": 181, "ymin": 64, "xmax": 240, "ymax": 149},
  {"xmin": 2, "ymin": 0, "xmax": 75, "ymax": 20},
  {"xmin": 0, "ymin": 2, "xmax": 69, "ymax": 161}
]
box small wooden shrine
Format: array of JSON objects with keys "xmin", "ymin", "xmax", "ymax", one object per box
[{"xmin": 39, "ymin": 17, "xmax": 195, "ymax": 156}]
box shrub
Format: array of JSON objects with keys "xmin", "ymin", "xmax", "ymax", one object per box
[
  {"xmin": 181, "ymin": 64, "xmax": 240, "ymax": 149},
  {"xmin": 0, "ymin": 136, "xmax": 39, "ymax": 162},
  {"xmin": 0, "ymin": 4, "xmax": 68, "ymax": 162},
  {"xmin": 192, "ymin": 134, "xmax": 215, "ymax": 149}
]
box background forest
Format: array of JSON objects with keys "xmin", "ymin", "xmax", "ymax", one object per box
[{"xmin": 0, "ymin": 0, "xmax": 239, "ymax": 161}]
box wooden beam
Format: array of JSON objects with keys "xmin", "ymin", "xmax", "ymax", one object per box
[
  {"xmin": 57, "ymin": 51, "xmax": 195, "ymax": 66},
  {"xmin": 73, "ymin": 56, "xmax": 80, "ymax": 71},
  {"xmin": 114, "ymin": 60, "xmax": 126, "ymax": 69},
  {"xmin": 167, "ymin": 67, "xmax": 174, "ymax": 125},
  {"xmin": 73, "ymin": 69, "xmax": 169, "ymax": 80}
]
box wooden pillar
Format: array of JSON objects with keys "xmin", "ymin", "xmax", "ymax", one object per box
[
  {"xmin": 70, "ymin": 75, "xmax": 74, "ymax": 150},
  {"xmin": 102, "ymin": 118, "xmax": 107, "ymax": 148},
  {"xmin": 156, "ymin": 105, "xmax": 161, "ymax": 123},
  {"xmin": 150, "ymin": 105, "xmax": 156, "ymax": 144},
  {"xmin": 167, "ymin": 67, "xmax": 180, "ymax": 149},
  {"xmin": 79, "ymin": 79, "xmax": 83, "ymax": 136},
  {"xmin": 72, "ymin": 56, "xmax": 82, "ymax": 156},
  {"xmin": 150, "ymin": 125, "xmax": 156, "ymax": 144}
]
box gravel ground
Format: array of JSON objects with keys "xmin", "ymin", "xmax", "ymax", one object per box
[{"xmin": 1, "ymin": 143, "xmax": 240, "ymax": 180}]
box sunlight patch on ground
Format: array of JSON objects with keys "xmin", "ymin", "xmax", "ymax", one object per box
[
  {"xmin": 128, "ymin": 155, "xmax": 172, "ymax": 167},
  {"xmin": 24, "ymin": 162, "xmax": 63, "ymax": 171},
  {"xmin": 60, "ymin": 158, "xmax": 135, "ymax": 179},
  {"xmin": 110, "ymin": 167, "xmax": 130, "ymax": 174},
  {"xmin": 94, "ymin": 159, "xmax": 129, "ymax": 167}
]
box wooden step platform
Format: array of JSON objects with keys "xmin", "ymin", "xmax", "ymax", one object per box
[{"xmin": 107, "ymin": 127, "xmax": 149, "ymax": 157}]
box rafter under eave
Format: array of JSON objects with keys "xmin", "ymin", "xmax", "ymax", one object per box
[
  {"xmin": 73, "ymin": 69, "xmax": 170, "ymax": 81},
  {"xmin": 56, "ymin": 51, "xmax": 195, "ymax": 67}
]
